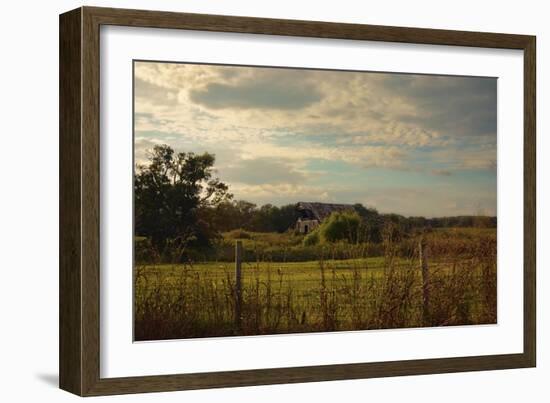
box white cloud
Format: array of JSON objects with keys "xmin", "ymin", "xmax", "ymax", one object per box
[
  {"xmin": 229, "ymin": 183, "xmax": 331, "ymax": 206},
  {"xmin": 133, "ymin": 62, "xmax": 497, "ymax": 215}
]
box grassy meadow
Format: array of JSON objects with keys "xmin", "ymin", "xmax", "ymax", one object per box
[{"xmin": 134, "ymin": 227, "xmax": 496, "ymax": 341}]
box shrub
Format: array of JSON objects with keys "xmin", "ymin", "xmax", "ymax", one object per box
[
  {"xmin": 320, "ymin": 211, "xmax": 361, "ymax": 243},
  {"xmin": 134, "ymin": 236, "xmax": 159, "ymax": 264},
  {"xmin": 303, "ymin": 230, "xmax": 320, "ymax": 246},
  {"xmin": 225, "ymin": 228, "xmax": 252, "ymax": 239}
]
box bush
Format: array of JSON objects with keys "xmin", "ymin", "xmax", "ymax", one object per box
[
  {"xmin": 225, "ymin": 228, "xmax": 252, "ymax": 239},
  {"xmin": 134, "ymin": 236, "xmax": 159, "ymax": 264},
  {"xmin": 303, "ymin": 230, "xmax": 320, "ymax": 246},
  {"xmin": 320, "ymin": 211, "xmax": 361, "ymax": 243}
]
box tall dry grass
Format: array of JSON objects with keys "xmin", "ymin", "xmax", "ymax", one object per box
[{"xmin": 134, "ymin": 230, "xmax": 496, "ymax": 341}]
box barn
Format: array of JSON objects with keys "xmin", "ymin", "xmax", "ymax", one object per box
[{"xmin": 295, "ymin": 202, "xmax": 355, "ymax": 234}]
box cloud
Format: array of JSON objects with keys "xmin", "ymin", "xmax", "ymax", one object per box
[
  {"xmin": 229, "ymin": 183, "xmax": 330, "ymax": 206},
  {"xmin": 135, "ymin": 62, "xmax": 223, "ymax": 90},
  {"xmin": 431, "ymin": 169, "xmax": 452, "ymax": 176},
  {"xmin": 134, "ymin": 78, "xmax": 178, "ymax": 106},
  {"xmin": 359, "ymin": 185, "xmax": 496, "ymax": 217},
  {"xmin": 189, "ymin": 74, "xmax": 322, "ymax": 110},
  {"xmin": 237, "ymin": 141, "xmax": 407, "ymax": 170},
  {"xmin": 134, "ymin": 137, "xmax": 171, "ymax": 164},
  {"xmin": 379, "ymin": 74, "xmax": 497, "ymax": 139},
  {"xmin": 133, "ymin": 62, "xmax": 497, "ymax": 216},
  {"xmin": 432, "ymin": 146, "xmax": 497, "ymax": 172},
  {"xmin": 348, "ymin": 124, "xmax": 445, "ymax": 148},
  {"xmin": 134, "ymin": 62, "xmax": 496, "ymax": 157},
  {"xmin": 221, "ymin": 157, "xmax": 307, "ymax": 185}
]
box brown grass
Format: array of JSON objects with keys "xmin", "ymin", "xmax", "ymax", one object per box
[{"xmin": 134, "ymin": 229, "xmax": 496, "ymax": 341}]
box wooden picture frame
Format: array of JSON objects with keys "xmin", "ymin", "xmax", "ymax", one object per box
[{"xmin": 59, "ymin": 6, "xmax": 536, "ymax": 396}]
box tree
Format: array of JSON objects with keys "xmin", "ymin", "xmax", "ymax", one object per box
[
  {"xmin": 204, "ymin": 200, "xmax": 298, "ymax": 233},
  {"xmin": 353, "ymin": 203, "xmax": 383, "ymax": 243},
  {"xmin": 274, "ymin": 204, "xmax": 299, "ymax": 233},
  {"xmin": 134, "ymin": 144, "xmax": 232, "ymax": 250}
]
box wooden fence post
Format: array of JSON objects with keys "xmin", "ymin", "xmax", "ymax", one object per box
[
  {"xmin": 234, "ymin": 240, "xmax": 243, "ymax": 332},
  {"xmin": 419, "ymin": 236, "xmax": 430, "ymax": 326}
]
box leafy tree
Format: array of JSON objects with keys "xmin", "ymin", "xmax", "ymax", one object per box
[
  {"xmin": 134, "ymin": 144, "xmax": 232, "ymax": 249},
  {"xmin": 203, "ymin": 200, "xmax": 298, "ymax": 234},
  {"xmin": 353, "ymin": 203, "xmax": 383, "ymax": 243},
  {"xmin": 273, "ymin": 204, "xmax": 300, "ymax": 233},
  {"xmin": 234, "ymin": 200, "xmax": 258, "ymax": 229}
]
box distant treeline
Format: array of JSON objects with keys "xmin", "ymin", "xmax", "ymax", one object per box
[
  {"xmin": 134, "ymin": 144, "xmax": 495, "ymax": 258},
  {"xmin": 203, "ymin": 200, "xmax": 496, "ymax": 235},
  {"xmin": 415, "ymin": 215, "xmax": 496, "ymax": 229},
  {"xmin": 200, "ymin": 200, "xmax": 297, "ymax": 234}
]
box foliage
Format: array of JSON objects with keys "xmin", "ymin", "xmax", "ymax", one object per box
[
  {"xmin": 252, "ymin": 203, "xmax": 299, "ymax": 233},
  {"xmin": 303, "ymin": 230, "xmax": 320, "ymax": 246},
  {"xmin": 353, "ymin": 204, "xmax": 384, "ymax": 242},
  {"xmin": 224, "ymin": 228, "xmax": 252, "ymax": 239},
  {"xmin": 134, "ymin": 144, "xmax": 232, "ymax": 250},
  {"xmin": 134, "ymin": 236, "xmax": 159, "ymax": 264},
  {"xmin": 133, "ymin": 145, "xmax": 497, "ymax": 265},
  {"xmin": 201, "ymin": 200, "xmax": 299, "ymax": 233},
  {"xmin": 319, "ymin": 210, "xmax": 362, "ymax": 243},
  {"xmin": 428, "ymin": 215, "xmax": 496, "ymax": 228}
]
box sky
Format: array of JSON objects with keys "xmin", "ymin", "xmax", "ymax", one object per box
[{"xmin": 134, "ymin": 61, "xmax": 497, "ymax": 218}]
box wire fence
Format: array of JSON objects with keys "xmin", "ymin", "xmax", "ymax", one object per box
[{"xmin": 134, "ymin": 241, "xmax": 496, "ymax": 340}]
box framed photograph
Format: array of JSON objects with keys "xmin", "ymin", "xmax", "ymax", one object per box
[{"xmin": 59, "ymin": 6, "xmax": 536, "ymax": 396}]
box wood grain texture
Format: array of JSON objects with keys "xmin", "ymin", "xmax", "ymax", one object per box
[
  {"xmin": 59, "ymin": 8, "xmax": 82, "ymax": 396},
  {"xmin": 86, "ymin": 6, "xmax": 531, "ymax": 49},
  {"xmin": 59, "ymin": 6, "xmax": 537, "ymax": 396},
  {"xmin": 81, "ymin": 6, "xmax": 102, "ymax": 396},
  {"xmin": 86, "ymin": 354, "xmax": 531, "ymax": 396},
  {"xmin": 523, "ymin": 38, "xmax": 536, "ymax": 367}
]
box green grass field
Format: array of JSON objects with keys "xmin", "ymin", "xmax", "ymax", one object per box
[
  {"xmin": 135, "ymin": 229, "xmax": 497, "ymax": 341},
  {"xmin": 136, "ymin": 257, "xmax": 402, "ymax": 310},
  {"xmin": 138, "ymin": 257, "xmax": 388, "ymax": 284}
]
